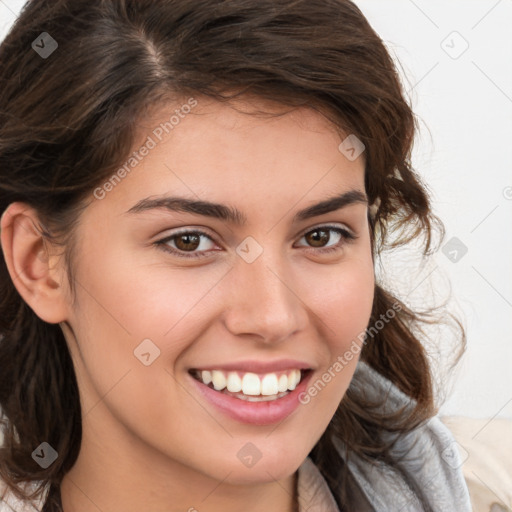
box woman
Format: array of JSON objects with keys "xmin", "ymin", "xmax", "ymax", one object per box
[{"xmin": 0, "ymin": 0, "xmax": 471, "ymax": 510}]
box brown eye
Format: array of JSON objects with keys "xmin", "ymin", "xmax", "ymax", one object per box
[
  {"xmin": 296, "ymin": 225, "xmax": 356, "ymax": 254},
  {"xmin": 174, "ymin": 233, "xmax": 201, "ymax": 252},
  {"xmin": 304, "ymin": 228, "xmax": 331, "ymax": 248},
  {"xmin": 155, "ymin": 230, "xmax": 217, "ymax": 259}
]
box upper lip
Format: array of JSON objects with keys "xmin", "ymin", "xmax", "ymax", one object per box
[{"xmin": 190, "ymin": 359, "xmax": 313, "ymax": 373}]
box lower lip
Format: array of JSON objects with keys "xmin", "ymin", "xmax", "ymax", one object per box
[{"xmin": 188, "ymin": 371, "xmax": 313, "ymax": 425}]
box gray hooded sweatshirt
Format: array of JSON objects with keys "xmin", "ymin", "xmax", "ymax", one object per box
[{"xmin": 297, "ymin": 360, "xmax": 473, "ymax": 511}]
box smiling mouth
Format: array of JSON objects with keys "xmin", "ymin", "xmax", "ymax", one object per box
[{"xmin": 189, "ymin": 368, "xmax": 312, "ymax": 402}]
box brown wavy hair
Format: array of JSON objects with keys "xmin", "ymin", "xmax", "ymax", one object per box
[{"xmin": 0, "ymin": 0, "xmax": 465, "ymax": 510}]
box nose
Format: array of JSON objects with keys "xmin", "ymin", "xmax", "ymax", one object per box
[{"xmin": 222, "ymin": 250, "xmax": 307, "ymax": 345}]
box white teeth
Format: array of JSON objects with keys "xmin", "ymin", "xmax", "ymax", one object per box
[
  {"xmin": 201, "ymin": 370, "xmax": 212, "ymax": 385},
  {"xmin": 242, "ymin": 373, "xmax": 261, "ymax": 395},
  {"xmin": 233, "ymin": 390, "xmax": 289, "ymax": 402},
  {"xmin": 195, "ymin": 368, "xmax": 306, "ymax": 397},
  {"xmin": 226, "ymin": 372, "xmax": 242, "ymax": 393},
  {"xmin": 287, "ymin": 369, "xmax": 301, "ymax": 391},
  {"xmin": 261, "ymin": 374, "xmax": 279, "ymax": 395},
  {"xmin": 278, "ymin": 374, "xmax": 288, "ymax": 393},
  {"xmin": 211, "ymin": 370, "xmax": 226, "ymax": 391}
]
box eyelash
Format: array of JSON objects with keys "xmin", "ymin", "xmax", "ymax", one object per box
[{"xmin": 154, "ymin": 224, "xmax": 357, "ymax": 260}]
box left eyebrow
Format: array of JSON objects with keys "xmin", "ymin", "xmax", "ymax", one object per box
[
  {"xmin": 293, "ymin": 190, "xmax": 368, "ymax": 222},
  {"xmin": 125, "ymin": 189, "xmax": 368, "ymax": 225}
]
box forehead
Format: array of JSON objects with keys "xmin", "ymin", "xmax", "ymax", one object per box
[
  {"xmin": 88, "ymin": 96, "xmax": 366, "ymax": 221},
  {"xmin": 135, "ymin": 94, "xmax": 353, "ymax": 165}
]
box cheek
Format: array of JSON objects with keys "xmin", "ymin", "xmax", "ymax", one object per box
[
  {"xmin": 73, "ymin": 233, "xmax": 224, "ymax": 342},
  {"xmin": 311, "ymin": 253, "xmax": 375, "ymax": 350},
  {"xmin": 299, "ymin": 253, "xmax": 374, "ymax": 413},
  {"xmin": 295, "ymin": 306, "xmax": 373, "ymax": 438},
  {"xmin": 334, "ymin": 264, "xmax": 374, "ymax": 338},
  {"xmin": 66, "ymin": 246, "xmax": 234, "ymax": 418}
]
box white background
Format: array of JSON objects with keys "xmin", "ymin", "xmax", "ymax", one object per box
[
  {"xmin": 352, "ymin": 0, "xmax": 512, "ymax": 420},
  {"xmin": 1, "ymin": 0, "xmax": 511, "ymax": 419}
]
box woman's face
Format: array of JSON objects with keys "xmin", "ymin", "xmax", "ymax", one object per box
[{"xmin": 60, "ymin": 97, "xmax": 374, "ymax": 488}]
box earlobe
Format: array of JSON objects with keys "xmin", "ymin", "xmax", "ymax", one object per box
[{"xmin": 0, "ymin": 202, "xmax": 69, "ymax": 324}]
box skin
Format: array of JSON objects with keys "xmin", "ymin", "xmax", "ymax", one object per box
[{"xmin": 1, "ymin": 96, "xmax": 375, "ymax": 512}]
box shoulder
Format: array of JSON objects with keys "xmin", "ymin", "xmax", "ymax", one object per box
[{"xmin": 334, "ymin": 361, "xmax": 472, "ymax": 511}]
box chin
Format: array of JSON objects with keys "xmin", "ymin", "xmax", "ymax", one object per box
[{"xmin": 217, "ymin": 447, "xmax": 306, "ymax": 484}]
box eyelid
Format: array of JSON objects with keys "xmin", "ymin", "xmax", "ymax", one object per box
[
  {"xmin": 298, "ymin": 222, "xmax": 355, "ymax": 238},
  {"xmin": 153, "ymin": 227, "xmax": 219, "ymax": 258}
]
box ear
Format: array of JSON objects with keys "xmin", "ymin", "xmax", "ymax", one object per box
[{"xmin": 0, "ymin": 202, "xmax": 69, "ymax": 324}]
